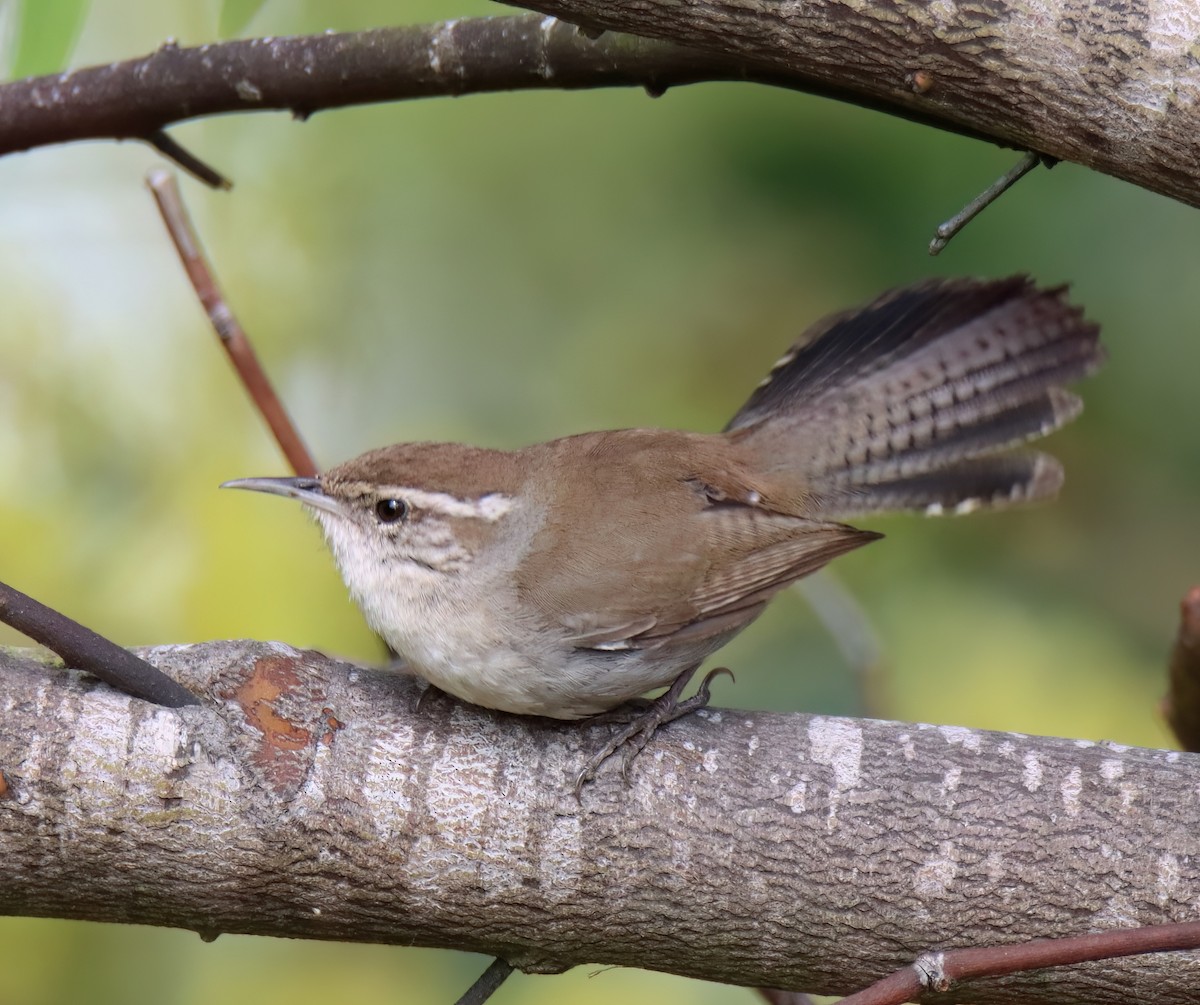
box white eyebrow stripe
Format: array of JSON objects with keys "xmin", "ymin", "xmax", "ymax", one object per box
[{"xmin": 384, "ymin": 487, "xmax": 513, "ymax": 521}]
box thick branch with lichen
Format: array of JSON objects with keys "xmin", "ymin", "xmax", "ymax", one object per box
[{"xmin": 2, "ymin": 640, "xmax": 1198, "ymax": 1001}]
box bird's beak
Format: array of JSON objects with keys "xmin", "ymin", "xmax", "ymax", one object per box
[{"xmin": 220, "ymin": 476, "xmax": 344, "ymax": 517}]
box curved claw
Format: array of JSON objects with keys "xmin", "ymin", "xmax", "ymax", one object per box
[
  {"xmin": 619, "ymin": 751, "xmax": 635, "ymax": 785},
  {"xmin": 697, "ymin": 666, "xmax": 735, "ymax": 700},
  {"xmin": 572, "ymin": 714, "xmax": 654, "ymax": 799},
  {"xmin": 572, "ymin": 663, "xmax": 739, "ymax": 796},
  {"xmin": 619, "ymin": 731, "xmax": 650, "ymax": 784},
  {"xmin": 572, "ymin": 766, "xmax": 592, "ymax": 800}
]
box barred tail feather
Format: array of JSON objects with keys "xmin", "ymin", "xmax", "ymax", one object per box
[
  {"xmin": 831, "ymin": 387, "xmax": 1081, "ymax": 487},
  {"xmin": 820, "ymin": 453, "xmax": 1065, "ymax": 519},
  {"xmin": 726, "ymin": 277, "xmax": 1104, "ymax": 518}
]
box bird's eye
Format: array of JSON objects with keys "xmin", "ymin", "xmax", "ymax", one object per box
[{"xmin": 375, "ymin": 498, "xmax": 409, "ymax": 524}]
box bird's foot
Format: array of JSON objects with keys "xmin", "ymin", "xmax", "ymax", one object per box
[{"xmin": 573, "ymin": 665, "xmax": 733, "ymax": 797}]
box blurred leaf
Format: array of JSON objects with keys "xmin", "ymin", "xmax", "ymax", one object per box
[
  {"xmin": 10, "ymin": 0, "xmax": 89, "ymax": 79},
  {"xmin": 218, "ymin": 0, "xmax": 267, "ymax": 38}
]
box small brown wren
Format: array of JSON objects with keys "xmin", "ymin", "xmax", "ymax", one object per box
[{"xmin": 224, "ymin": 277, "xmax": 1104, "ymax": 788}]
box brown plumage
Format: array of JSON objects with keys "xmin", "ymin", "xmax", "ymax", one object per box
[{"xmin": 224, "ymin": 276, "xmax": 1104, "ymax": 780}]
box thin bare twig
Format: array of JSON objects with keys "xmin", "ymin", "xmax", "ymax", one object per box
[
  {"xmin": 838, "ymin": 920, "xmax": 1200, "ymax": 1005},
  {"xmin": 146, "ymin": 169, "xmax": 318, "ymax": 477},
  {"xmin": 146, "ymin": 130, "xmax": 232, "ymax": 190},
  {"xmin": 928, "ymin": 151, "xmax": 1044, "ymax": 256},
  {"xmin": 0, "ymin": 579, "xmax": 199, "ymax": 707},
  {"xmin": 1163, "ymin": 585, "xmax": 1200, "ymax": 752},
  {"xmin": 454, "ymin": 958, "xmax": 515, "ymax": 1005}
]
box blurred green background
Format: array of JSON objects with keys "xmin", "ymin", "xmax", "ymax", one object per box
[{"xmin": 1, "ymin": 0, "xmax": 1196, "ymax": 1002}]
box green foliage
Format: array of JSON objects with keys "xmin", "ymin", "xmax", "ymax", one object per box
[
  {"xmin": 217, "ymin": 0, "xmax": 268, "ymax": 38},
  {"xmin": 7, "ymin": 0, "xmax": 89, "ymax": 79}
]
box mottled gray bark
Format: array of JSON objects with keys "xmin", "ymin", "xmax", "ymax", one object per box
[
  {"xmin": 1, "ymin": 641, "xmax": 1198, "ymax": 1001},
  {"xmin": 509, "ymin": 0, "xmax": 1200, "ymax": 209}
]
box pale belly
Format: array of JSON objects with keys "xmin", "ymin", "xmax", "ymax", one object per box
[
  {"xmin": 340, "ymin": 546, "xmax": 723, "ymax": 719},
  {"xmin": 395, "ymin": 634, "xmax": 676, "ymax": 720}
]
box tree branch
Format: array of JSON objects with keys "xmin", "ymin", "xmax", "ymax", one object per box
[
  {"xmin": 2, "ymin": 641, "xmax": 1198, "ymax": 1002},
  {"xmin": 506, "ymin": 0, "xmax": 1200, "ymax": 210},
  {"xmin": 840, "ymin": 923, "xmax": 1200, "ymax": 1004},
  {"xmin": 1, "ymin": 9, "xmax": 1196, "ymax": 209},
  {"xmin": 0, "ymin": 17, "xmax": 784, "ymax": 169}
]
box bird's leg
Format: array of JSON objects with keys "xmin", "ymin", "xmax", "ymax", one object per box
[{"xmin": 573, "ymin": 665, "xmax": 734, "ymax": 796}]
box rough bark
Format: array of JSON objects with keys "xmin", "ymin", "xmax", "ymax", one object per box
[
  {"xmin": 509, "ymin": 0, "xmax": 1200, "ymax": 209},
  {"xmin": 2, "ymin": 641, "xmax": 1198, "ymax": 1001}
]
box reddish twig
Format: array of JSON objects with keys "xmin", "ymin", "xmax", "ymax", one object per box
[
  {"xmin": 838, "ymin": 921, "xmax": 1200, "ymax": 1005},
  {"xmin": 147, "ymin": 169, "xmax": 318, "ymax": 477},
  {"xmin": 1164, "ymin": 586, "xmax": 1200, "ymax": 752},
  {"xmin": 0, "ymin": 579, "xmax": 199, "ymax": 708}
]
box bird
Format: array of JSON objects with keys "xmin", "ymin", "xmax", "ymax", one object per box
[{"xmin": 223, "ymin": 276, "xmax": 1104, "ymax": 789}]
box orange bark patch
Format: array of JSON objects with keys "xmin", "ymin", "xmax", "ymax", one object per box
[
  {"xmin": 320, "ymin": 707, "xmax": 345, "ymax": 746},
  {"xmin": 227, "ymin": 655, "xmax": 314, "ymax": 796},
  {"xmin": 235, "ymin": 658, "xmax": 311, "ymax": 751}
]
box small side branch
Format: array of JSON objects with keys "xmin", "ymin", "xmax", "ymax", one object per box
[
  {"xmin": 839, "ymin": 921, "xmax": 1200, "ymax": 1005},
  {"xmin": 928, "ymin": 152, "xmax": 1043, "ymax": 256},
  {"xmin": 454, "ymin": 958, "xmax": 515, "ymax": 1005},
  {"xmin": 147, "ymin": 170, "xmax": 317, "ymax": 477},
  {"xmin": 145, "ymin": 130, "xmax": 232, "ymax": 190},
  {"xmin": 0, "ymin": 580, "xmax": 199, "ymax": 707}
]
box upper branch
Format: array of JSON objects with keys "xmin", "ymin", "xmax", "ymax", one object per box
[
  {"xmin": 507, "ymin": 0, "xmax": 1200, "ymax": 209},
  {"xmin": 0, "ymin": 16, "xmax": 775, "ymax": 163},
  {"xmin": 1, "ymin": 8, "xmax": 1197, "ymax": 207},
  {"xmin": 1, "ymin": 641, "xmax": 1198, "ymax": 1002}
]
